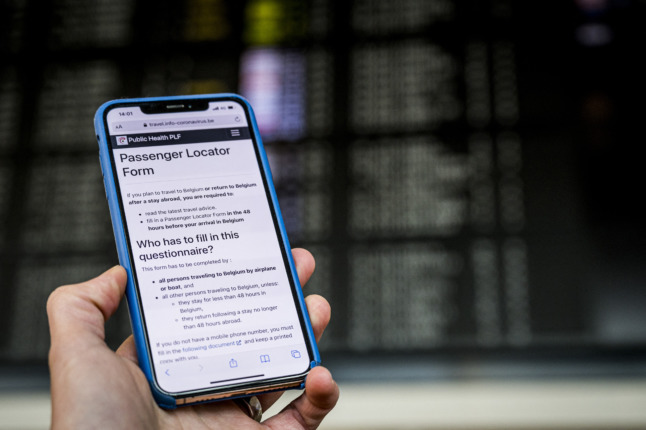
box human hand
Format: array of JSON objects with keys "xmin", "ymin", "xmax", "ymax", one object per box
[{"xmin": 47, "ymin": 248, "xmax": 339, "ymax": 429}]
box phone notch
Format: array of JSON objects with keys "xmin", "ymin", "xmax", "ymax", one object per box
[{"xmin": 140, "ymin": 100, "xmax": 209, "ymax": 114}]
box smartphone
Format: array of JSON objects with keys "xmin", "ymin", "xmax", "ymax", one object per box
[{"xmin": 94, "ymin": 94, "xmax": 320, "ymax": 408}]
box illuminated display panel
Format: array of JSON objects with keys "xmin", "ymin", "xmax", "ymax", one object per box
[{"xmin": 1, "ymin": 0, "xmax": 645, "ymax": 370}]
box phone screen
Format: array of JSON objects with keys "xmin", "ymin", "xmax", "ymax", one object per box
[{"xmin": 101, "ymin": 97, "xmax": 313, "ymax": 396}]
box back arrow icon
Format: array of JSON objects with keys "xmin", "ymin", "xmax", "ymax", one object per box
[{"xmin": 165, "ymin": 369, "xmax": 170, "ymax": 376}]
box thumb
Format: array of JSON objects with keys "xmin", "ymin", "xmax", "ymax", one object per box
[{"xmin": 47, "ymin": 265, "xmax": 127, "ymax": 353}]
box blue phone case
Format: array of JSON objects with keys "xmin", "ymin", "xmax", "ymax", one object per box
[{"xmin": 94, "ymin": 93, "xmax": 320, "ymax": 408}]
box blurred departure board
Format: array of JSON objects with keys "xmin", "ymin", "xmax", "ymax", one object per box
[{"xmin": 1, "ymin": 0, "xmax": 646, "ymax": 367}]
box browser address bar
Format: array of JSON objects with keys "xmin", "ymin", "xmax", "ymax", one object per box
[{"xmin": 112, "ymin": 114, "xmax": 244, "ymax": 133}]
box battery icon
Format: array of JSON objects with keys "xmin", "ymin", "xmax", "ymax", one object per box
[{"xmin": 228, "ymin": 106, "xmax": 234, "ymax": 109}]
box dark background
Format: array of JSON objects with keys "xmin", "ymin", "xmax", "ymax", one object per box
[{"xmin": 1, "ymin": 0, "xmax": 646, "ymax": 386}]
